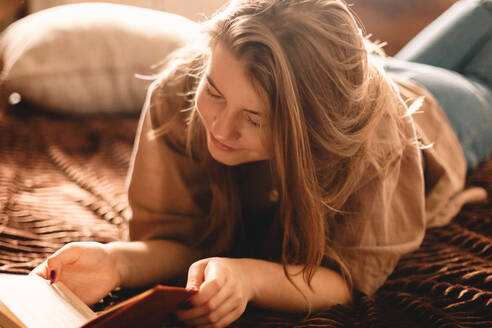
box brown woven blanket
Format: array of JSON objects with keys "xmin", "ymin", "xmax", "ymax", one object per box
[{"xmin": 1, "ymin": 104, "xmax": 491, "ymax": 327}]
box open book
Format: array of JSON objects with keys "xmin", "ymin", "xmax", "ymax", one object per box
[{"xmin": 0, "ymin": 273, "xmax": 195, "ymax": 328}]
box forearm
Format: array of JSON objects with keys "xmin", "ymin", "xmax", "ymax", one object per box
[
  {"xmin": 106, "ymin": 240, "xmax": 203, "ymax": 288},
  {"xmin": 244, "ymin": 259, "xmax": 351, "ymax": 312}
]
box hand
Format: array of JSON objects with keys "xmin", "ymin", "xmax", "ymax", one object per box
[
  {"xmin": 31, "ymin": 241, "xmax": 121, "ymax": 305},
  {"xmin": 176, "ymin": 257, "xmax": 254, "ymax": 328}
]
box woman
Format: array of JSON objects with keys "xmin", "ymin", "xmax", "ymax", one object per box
[{"xmin": 33, "ymin": 0, "xmax": 492, "ymax": 327}]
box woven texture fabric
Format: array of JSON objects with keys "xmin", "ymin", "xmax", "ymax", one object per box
[{"xmin": 0, "ymin": 105, "xmax": 491, "ymax": 327}]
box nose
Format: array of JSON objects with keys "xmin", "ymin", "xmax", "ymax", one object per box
[{"xmin": 211, "ymin": 106, "xmax": 240, "ymax": 141}]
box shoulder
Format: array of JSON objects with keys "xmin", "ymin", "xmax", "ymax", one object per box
[
  {"xmin": 147, "ymin": 72, "xmax": 194, "ymax": 130},
  {"xmin": 388, "ymin": 75, "xmax": 470, "ymax": 226},
  {"xmin": 391, "ymin": 76, "xmax": 466, "ymax": 175},
  {"xmin": 146, "ymin": 43, "xmax": 207, "ymax": 129},
  {"xmin": 142, "ymin": 51, "xmax": 206, "ymax": 155}
]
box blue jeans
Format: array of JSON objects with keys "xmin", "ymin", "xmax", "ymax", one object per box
[{"xmin": 380, "ymin": 0, "xmax": 492, "ymax": 170}]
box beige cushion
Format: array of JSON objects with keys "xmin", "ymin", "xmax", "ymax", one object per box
[
  {"xmin": 0, "ymin": 3, "xmax": 200, "ymax": 114},
  {"xmin": 27, "ymin": 0, "xmax": 229, "ymax": 22}
]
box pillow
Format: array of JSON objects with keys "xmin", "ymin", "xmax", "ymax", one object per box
[
  {"xmin": 0, "ymin": 3, "xmax": 201, "ymax": 114},
  {"xmin": 462, "ymin": 37, "xmax": 492, "ymax": 90}
]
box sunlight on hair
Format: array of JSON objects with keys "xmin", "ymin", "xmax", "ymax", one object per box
[{"xmin": 406, "ymin": 96, "xmax": 425, "ymax": 116}]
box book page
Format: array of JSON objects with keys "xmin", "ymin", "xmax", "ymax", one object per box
[{"xmin": 0, "ymin": 274, "xmax": 96, "ymax": 328}]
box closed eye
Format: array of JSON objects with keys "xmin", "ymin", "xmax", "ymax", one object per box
[
  {"xmin": 205, "ymin": 85, "xmax": 222, "ymax": 99},
  {"xmin": 245, "ymin": 113, "xmax": 261, "ymax": 128}
]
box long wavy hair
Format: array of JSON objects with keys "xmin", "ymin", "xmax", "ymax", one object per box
[{"xmin": 150, "ymin": 0, "xmax": 408, "ymax": 306}]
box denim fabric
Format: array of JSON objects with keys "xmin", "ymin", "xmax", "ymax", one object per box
[{"xmin": 387, "ymin": 0, "xmax": 492, "ymax": 170}]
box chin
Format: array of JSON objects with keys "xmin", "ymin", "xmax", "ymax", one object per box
[
  {"xmin": 209, "ymin": 152, "xmax": 244, "ymax": 166},
  {"xmin": 207, "ymin": 147, "xmax": 251, "ymax": 166}
]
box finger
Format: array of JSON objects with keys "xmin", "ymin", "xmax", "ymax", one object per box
[
  {"xmin": 186, "ymin": 259, "xmax": 208, "ymax": 292},
  {"xmin": 191, "ymin": 260, "xmax": 228, "ymax": 307},
  {"xmin": 186, "ymin": 295, "xmax": 242, "ymax": 327},
  {"xmin": 176, "ymin": 276, "xmax": 231, "ymax": 321},
  {"xmin": 177, "ymin": 262, "xmax": 233, "ymax": 324},
  {"xmin": 45, "ymin": 243, "xmax": 82, "ymax": 284},
  {"xmin": 205, "ymin": 304, "xmax": 244, "ymax": 328}
]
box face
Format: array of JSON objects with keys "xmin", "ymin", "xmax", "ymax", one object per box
[{"xmin": 196, "ymin": 42, "xmax": 273, "ymax": 166}]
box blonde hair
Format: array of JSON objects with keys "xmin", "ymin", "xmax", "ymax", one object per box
[{"xmin": 150, "ymin": 0, "xmax": 408, "ymax": 309}]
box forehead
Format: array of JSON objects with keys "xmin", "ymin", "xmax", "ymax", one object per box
[{"xmin": 207, "ymin": 43, "xmax": 266, "ymax": 114}]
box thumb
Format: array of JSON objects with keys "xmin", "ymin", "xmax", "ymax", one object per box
[{"xmin": 186, "ymin": 259, "xmax": 208, "ymax": 292}]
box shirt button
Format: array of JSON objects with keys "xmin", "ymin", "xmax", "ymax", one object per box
[{"xmin": 269, "ymin": 189, "xmax": 279, "ymax": 202}]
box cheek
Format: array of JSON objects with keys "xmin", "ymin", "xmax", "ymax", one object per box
[
  {"xmin": 261, "ymin": 133, "xmax": 274, "ymax": 156},
  {"xmin": 248, "ymin": 131, "xmax": 273, "ymax": 157}
]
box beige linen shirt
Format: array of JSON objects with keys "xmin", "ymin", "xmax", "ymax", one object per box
[{"xmin": 127, "ymin": 75, "xmax": 487, "ymax": 296}]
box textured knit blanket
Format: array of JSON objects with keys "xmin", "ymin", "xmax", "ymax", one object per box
[{"xmin": 1, "ymin": 104, "xmax": 491, "ymax": 328}]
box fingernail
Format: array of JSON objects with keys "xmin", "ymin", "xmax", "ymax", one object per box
[
  {"xmin": 186, "ymin": 286, "xmax": 198, "ymax": 292},
  {"xmin": 49, "ymin": 270, "xmax": 56, "ymax": 284},
  {"xmin": 179, "ymin": 300, "xmax": 193, "ymax": 310}
]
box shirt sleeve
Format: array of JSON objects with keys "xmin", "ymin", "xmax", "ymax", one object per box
[
  {"xmin": 126, "ymin": 81, "xmax": 211, "ymax": 246},
  {"xmin": 330, "ymin": 119, "xmax": 426, "ymax": 296}
]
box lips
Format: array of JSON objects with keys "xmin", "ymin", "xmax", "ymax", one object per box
[{"xmin": 210, "ymin": 133, "xmax": 236, "ymax": 152}]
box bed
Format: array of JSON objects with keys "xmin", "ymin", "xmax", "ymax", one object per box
[
  {"xmin": 1, "ymin": 2, "xmax": 492, "ymax": 327},
  {"xmin": 0, "ymin": 98, "xmax": 491, "ymax": 327}
]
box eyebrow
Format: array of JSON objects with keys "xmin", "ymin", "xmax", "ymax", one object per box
[{"xmin": 206, "ymin": 75, "xmax": 262, "ymax": 116}]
